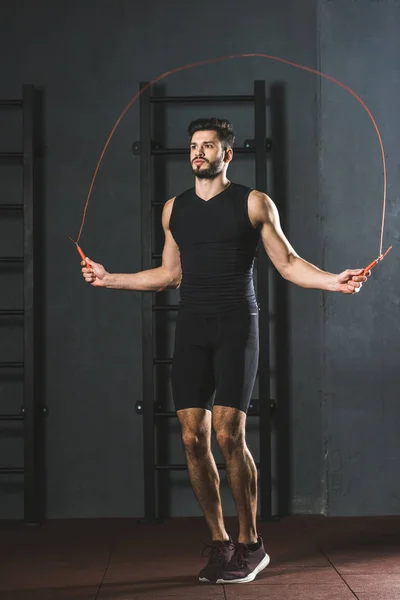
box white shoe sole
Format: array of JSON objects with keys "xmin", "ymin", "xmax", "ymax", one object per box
[{"xmin": 216, "ymin": 553, "xmax": 270, "ymax": 584}]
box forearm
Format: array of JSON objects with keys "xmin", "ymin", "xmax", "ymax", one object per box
[
  {"xmin": 281, "ymin": 256, "xmax": 337, "ymax": 291},
  {"xmin": 104, "ymin": 266, "xmax": 179, "ymax": 291}
]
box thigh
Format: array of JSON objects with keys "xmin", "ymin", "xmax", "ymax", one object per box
[
  {"xmin": 171, "ymin": 311, "xmax": 215, "ymax": 412},
  {"xmin": 213, "ymin": 309, "xmax": 259, "ymax": 414}
]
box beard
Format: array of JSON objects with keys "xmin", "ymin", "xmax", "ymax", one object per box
[{"xmin": 191, "ymin": 154, "xmax": 225, "ymax": 179}]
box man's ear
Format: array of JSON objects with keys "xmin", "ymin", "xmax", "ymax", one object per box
[{"xmin": 224, "ymin": 147, "xmax": 233, "ymax": 163}]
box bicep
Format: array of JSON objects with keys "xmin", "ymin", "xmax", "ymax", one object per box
[
  {"xmin": 259, "ymin": 197, "xmax": 298, "ymax": 272},
  {"xmin": 161, "ymin": 198, "xmax": 182, "ymax": 279},
  {"xmin": 162, "ymin": 228, "xmax": 181, "ymax": 275}
]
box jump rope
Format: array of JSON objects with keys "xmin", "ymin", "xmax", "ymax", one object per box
[{"xmin": 69, "ymin": 53, "xmax": 392, "ymax": 276}]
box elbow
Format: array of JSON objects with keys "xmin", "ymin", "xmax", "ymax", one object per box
[
  {"xmin": 173, "ymin": 273, "xmax": 182, "ymax": 289},
  {"xmin": 280, "ymin": 267, "xmax": 293, "ymax": 283},
  {"xmin": 165, "ymin": 269, "xmax": 182, "ymax": 290},
  {"xmin": 278, "ymin": 254, "xmax": 298, "ymax": 282},
  {"xmin": 157, "ymin": 265, "xmax": 182, "ymax": 291}
]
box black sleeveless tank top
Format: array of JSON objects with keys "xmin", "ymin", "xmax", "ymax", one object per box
[{"xmin": 169, "ymin": 182, "xmax": 260, "ymax": 313}]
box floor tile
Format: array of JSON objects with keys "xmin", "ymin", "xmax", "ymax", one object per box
[
  {"xmin": 324, "ymin": 548, "xmax": 400, "ymax": 573},
  {"xmin": 0, "ymin": 567, "xmax": 106, "ymax": 591},
  {"xmin": 97, "ymin": 581, "xmax": 225, "ymax": 599},
  {"xmin": 251, "ymin": 566, "xmax": 342, "ymax": 585},
  {"xmin": 333, "ymin": 556, "xmax": 400, "ymax": 574},
  {"xmin": 103, "ymin": 558, "xmax": 202, "ymax": 582},
  {"xmin": 356, "ymin": 593, "xmax": 400, "ymax": 600},
  {"xmin": 223, "ymin": 583, "xmax": 357, "ymax": 600},
  {"xmin": 269, "ymin": 549, "xmax": 331, "ymax": 568},
  {"xmin": 343, "ymin": 574, "xmax": 400, "ymax": 591},
  {"xmin": 0, "ymin": 587, "xmax": 98, "ymax": 600}
]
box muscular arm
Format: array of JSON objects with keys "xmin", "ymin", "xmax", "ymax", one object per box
[
  {"xmin": 248, "ymin": 191, "xmax": 367, "ymax": 294},
  {"xmin": 83, "ymin": 198, "xmax": 182, "ymax": 291}
]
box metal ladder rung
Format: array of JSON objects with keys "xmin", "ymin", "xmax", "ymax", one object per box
[
  {"xmin": 155, "ymin": 462, "xmax": 260, "ymax": 471},
  {"xmin": 0, "ymin": 309, "xmax": 24, "ymax": 316},
  {"xmin": 154, "ymin": 410, "xmax": 260, "ymax": 418},
  {"xmin": 155, "ymin": 412, "xmax": 181, "ymax": 418},
  {"xmin": 150, "ymin": 95, "xmax": 255, "ymax": 104},
  {"xmin": 0, "ymin": 467, "xmax": 24, "ymax": 474},
  {"xmin": 0, "ymin": 414, "xmax": 23, "ymax": 421},
  {"xmin": 151, "ymin": 147, "xmax": 256, "ymax": 156},
  {"xmin": 153, "ymin": 305, "xmax": 178, "ymax": 311},
  {"xmin": 0, "ymin": 204, "xmax": 23, "ymax": 211},
  {"xmin": 0, "ymin": 99, "xmax": 23, "ymax": 108},
  {"xmin": 155, "ymin": 463, "xmax": 224, "ymax": 471},
  {"xmin": 0, "ymin": 257, "xmax": 24, "ymax": 264},
  {"xmin": 153, "ymin": 358, "xmax": 172, "ymax": 365},
  {"xmin": 0, "ymin": 362, "xmax": 24, "ymax": 368},
  {"xmin": 0, "ymin": 152, "xmax": 23, "ymax": 162}
]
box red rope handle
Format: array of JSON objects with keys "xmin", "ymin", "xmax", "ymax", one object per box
[{"xmin": 73, "ymin": 52, "xmax": 389, "ymax": 263}]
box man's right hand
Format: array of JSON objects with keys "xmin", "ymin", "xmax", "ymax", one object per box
[{"xmin": 81, "ymin": 258, "xmax": 108, "ymax": 287}]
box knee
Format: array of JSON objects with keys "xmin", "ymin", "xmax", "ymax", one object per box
[
  {"xmin": 215, "ymin": 430, "xmax": 245, "ymax": 456},
  {"xmin": 182, "ymin": 431, "xmax": 209, "ymax": 459}
]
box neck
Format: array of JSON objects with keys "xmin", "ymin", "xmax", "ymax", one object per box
[{"xmin": 195, "ymin": 174, "xmax": 231, "ymax": 201}]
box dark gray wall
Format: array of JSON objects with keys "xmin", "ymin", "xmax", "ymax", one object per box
[
  {"xmin": 1, "ymin": 0, "xmax": 396, "ymax": 520},
  {"xmin": 0, "ymin": 0, "xmax": 321, "ymax": 519},
  {"xmin": 319, "ymin": 0, "xmax": 399, "ymax": 515}
]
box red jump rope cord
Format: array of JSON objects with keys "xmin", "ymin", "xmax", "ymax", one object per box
[{"xmin": 72, "ymin": 52, "xmax": 390, "ymax": 270}]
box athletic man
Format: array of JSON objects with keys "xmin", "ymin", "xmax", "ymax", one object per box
[{"xmin": 81, "ymin": 118, "xmax": 367, "ymax": 584}]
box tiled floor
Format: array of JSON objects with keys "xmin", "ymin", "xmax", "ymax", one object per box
[{"xmin": 1, "ymin": 516, "xmax": 400, "ymax": 599}]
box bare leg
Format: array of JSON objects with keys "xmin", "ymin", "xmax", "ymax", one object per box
[
  {"xmin": 213, "ymin": 406, "xmax": 258, "ymax": 545},
  {"xmin": 177, "ymin": 407, "xmax": 229, "ymax": 542}
]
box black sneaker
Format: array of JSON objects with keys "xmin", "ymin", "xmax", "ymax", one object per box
[
  {"xmin": 216, "ymin": 536, "xmax": 270, "ymax": 584},
  {"xmin": 198, "ymin": 536, "xmax": 236, "ymax": 583}
]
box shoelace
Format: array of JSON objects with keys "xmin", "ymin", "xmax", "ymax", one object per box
[
  {"xmin": 232, "ymin": 544, "xmax": 250, "ymax": 569},
  {"xmin": 202, "ymin": 540, "xmax": 235, "ymax": 563}
]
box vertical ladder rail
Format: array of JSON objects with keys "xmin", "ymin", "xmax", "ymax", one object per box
[
  {"xmin": 140, "ymin": 82, "xmax": 157, "ymax": 520},
  {"xmin": 254, "ymin": 80, "xmax": 272, "ymax": 520},
  {"xmin": 0, "ymin": 86, "xmax": 44, "ymax": 522},
  {"xmin": 22, "ymin": 84, "xmax": 41, "ymax": 523}
]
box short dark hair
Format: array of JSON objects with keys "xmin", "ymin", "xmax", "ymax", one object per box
[{"xmin": 187, "ymin": 118, "xmax": 235, "ymax": 150}]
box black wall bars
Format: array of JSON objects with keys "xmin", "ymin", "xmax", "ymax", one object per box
[
  {"xmin": 0, "ymin": 85, "xmax": 45, "ymax": 523},
  {"xmin": 138, "ymin": 81, "xmax": 273, "ymax": 520}
]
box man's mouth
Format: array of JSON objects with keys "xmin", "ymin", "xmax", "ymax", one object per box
[{"xmin": 193, "ymin": 159, "xmax": 206, "ymax": 166}]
